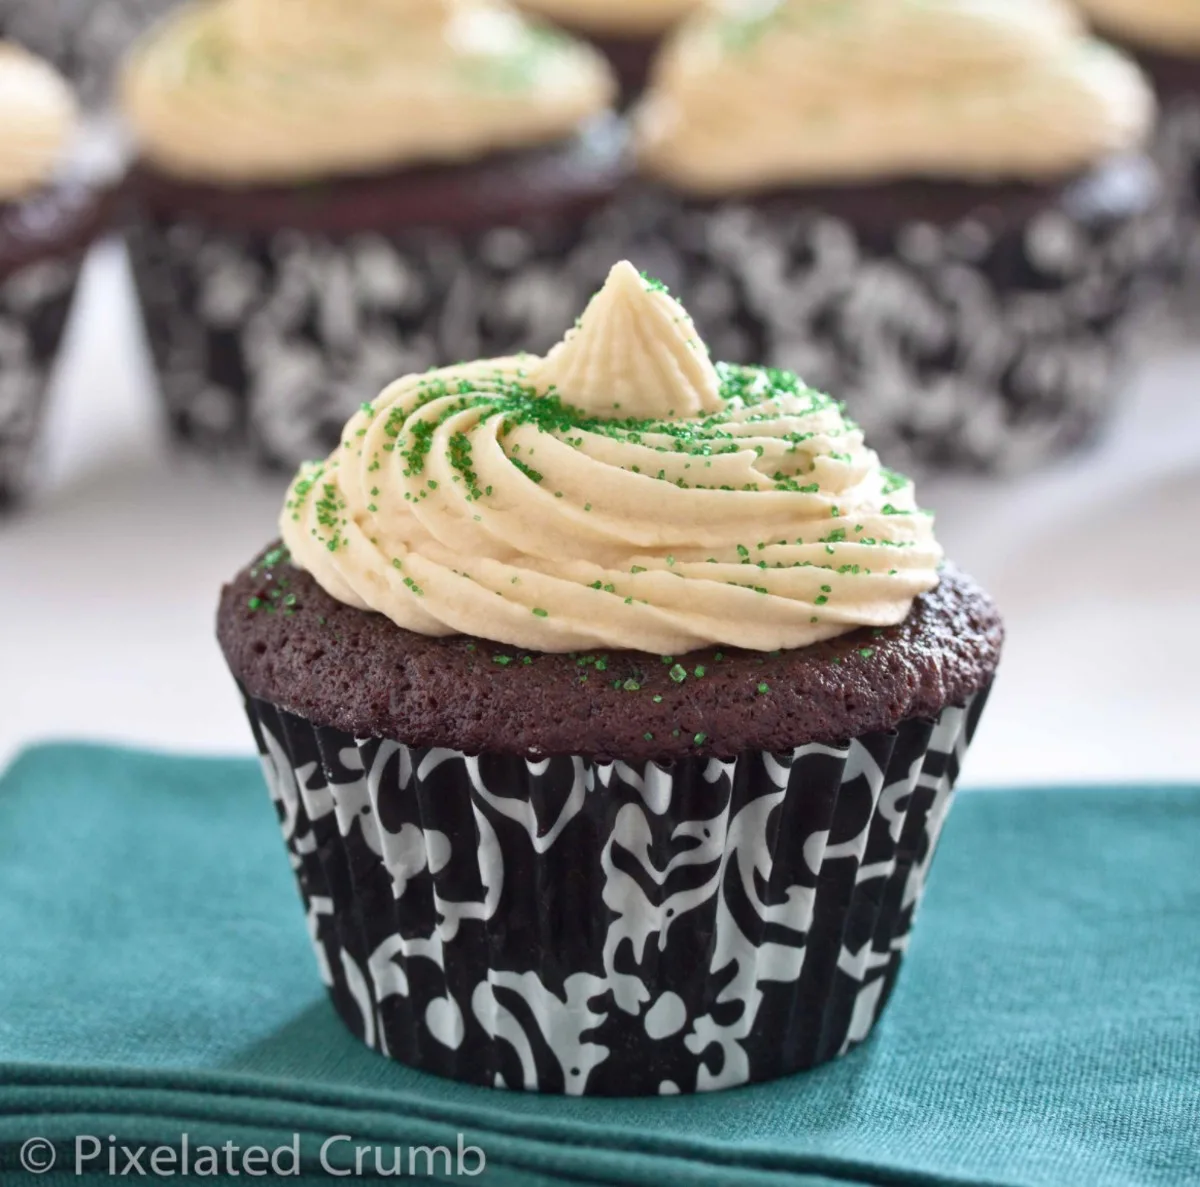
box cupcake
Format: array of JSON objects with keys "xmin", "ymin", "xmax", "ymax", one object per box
[
  {"xmin": 217, "ymin": 261, "xmax": 1003, "ymax": 1095},
  {"xmin": 1074, "ymin": 0, "xmax": 1200, "ymax": 300},
  {"xmin": 119, "ymin": 0, "xmax": 626, "ymax": 470},
  {"xmin": 0, "ymin": 43, "xmax": 114, "ymax": 507},
  {"xmin": 512, "ymin": 0, "xmax": 703, "ymax": 104},
  {"xmin": 625, "ymin": 0, "xmax": 1161, "ymax": 473}
]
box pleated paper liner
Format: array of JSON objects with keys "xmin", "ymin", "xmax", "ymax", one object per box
[
  {"xmin": 124, "ymin": 200, "xmax": 627, "ymax": 472},
  {"xmin": 605, "ymin": 155, "xmax": 1165, "ymax": 475},
  {"xmin": 242, "ymin": 683, "xmax": 992, "ymax": 1096},
  {"xmin": 0, "ymin": 253, "xmax": 85, "ymax": 509}
]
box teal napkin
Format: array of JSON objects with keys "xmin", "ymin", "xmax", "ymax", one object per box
[{"xmin": 0, "ymin": 744, "xmax": 1197, "ymax": 1187}]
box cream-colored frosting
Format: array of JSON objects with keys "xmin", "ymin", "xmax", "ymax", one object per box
[
  {"xmin": 0, "ymin": 42, "xmax": 77, "ymax": 201},
  {"xmin": 281, "ymin": 262, "xmax": 942, "ymax": 654},
  {"xmin": 515, "ymin": 0, "xmax": 703, "ymax": 37},
  {"xmin": 532, "ymin": 261, "xmax": 723, "ymax": 419},
  {"xmin": 121, "ymin": 0, "xmax": 616, "ymax": 184},
  {"xmin": 1076, "ymin": 0, "xmax": 1200, "ymax": 55},
  {"xmin": 636, "ymin": 0, "xmax": 1155, "ymax": 194}
]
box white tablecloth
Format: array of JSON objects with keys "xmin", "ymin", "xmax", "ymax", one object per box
[{"xmin": 2, "ymin": 243, "xmax": 1198, "ymax": 785}]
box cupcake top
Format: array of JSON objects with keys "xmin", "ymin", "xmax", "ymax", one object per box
[
  {"xmin": 120, "ymin": 0, "xmax": 616, "ymax": 185},
  {"xmin": 636, "ymin": 0, "xmax": 1155, "ymax": 195},
  {"xmin": 514, "ymin": 0, "xmax": 704, "ymax": 38},
  {"xmin": 280, "ymin": 261, "xmax": 942, "ymax": 655},
  {"xmin": 0, "ymin": 42, "xmax": 78, "ymax": 202},
  {"xmin": 1075, "ymin": 0, "xmax": 1200, "ymax": 56}
]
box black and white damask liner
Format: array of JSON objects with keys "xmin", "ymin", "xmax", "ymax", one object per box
[
  {"xmin": 0, "ymin": 0, "xmax": 182, "ymax": 106},
  {"xmin": 1151, "ymin": 97, "xmax": 1200, "ymax": 306},
  {"xmin": 127, "ymin": 213, "xmax": 625, "ymax": 471},
  {"xmin": 0, "ymin": 256, "xmax": 83, "ymax": 508},
  {"xmin": 244, "ymin": 685, "xmax": 991, "ymax": 1095},
  {"xmin": 606, "ymin": 165, "xmax": 1165, "ymax": 475}
]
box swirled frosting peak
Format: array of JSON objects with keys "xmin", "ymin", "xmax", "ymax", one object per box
[
  {"xmin": 0, "ymin": 42, "xmax": 77, "ymax": 201},
  {"xmin": 636, "ymin": 0, "xmax": 1155, "ymax": 194},
  {"xmin": 281, "ymin": 262, "xmax": 943, "ymax": 654},
  {"xmin": 121, "ymin": 0, "xmax": 616, "ymax": 184},
  {"xmin": 532, "ymin": 261, "xmax": 722, "ymax": 419},
  {"xmin": 1076, "ymin": 0, "xmax": 1200, "ymax": 55}
]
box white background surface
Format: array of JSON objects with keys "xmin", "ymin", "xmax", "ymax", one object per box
[{"xmin": 1, "ymin": 242, "xmax": 1198, "ymax": 785}]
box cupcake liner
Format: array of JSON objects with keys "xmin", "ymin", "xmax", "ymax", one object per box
[
  {"xmin": 609, "ymin": 162, "xmax": 1165, "ymax": 474},
  {"xmin": 0, "ymin": 253, "xmax": 84, "ymax": 508},
  {"xmin": 241, "ymin": 682, "xmax": 991, "ymax": 1095},
  {"xmin": 0, "ymin": 0, "xmax": 181, "ymax": 106},
  {"xmin": 126, "ymin": 212, "xmax": 625, "ymax": 471}
]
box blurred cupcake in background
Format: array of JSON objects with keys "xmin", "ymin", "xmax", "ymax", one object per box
[
  {"xmin": 0, "ymin": 0, "xmax": 182, "ymax": 106},
  {"xmin": 512, "ymin": 0, "xmax": 704, "ymax": 104},
  {"xmin": 0, "ymin": 43, "xmax": 116, "ymax": 508},
  {"xmin": 627, "ymin": 0, "xmax": 1161, "ymax": 473},
  {"xmin": 119, "ymin": 0, "xmax": 624, "ymax": 469},
  {"xmin": 1074, "ymin": 0, "xmax": 1200, "ymax": 302}
]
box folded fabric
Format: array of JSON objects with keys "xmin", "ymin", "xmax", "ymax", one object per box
[{"xmin": 0, "ymin": 744, "xmax": 1197, "ymax": 1187}]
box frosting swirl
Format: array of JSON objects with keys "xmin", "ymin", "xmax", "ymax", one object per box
[
  {"xmin": 636, "ymin": 0, "xmax": 1155, "ymax": 194},
  {"xmin": 281, "ymin": 261, "xmax": 942, "ymax": 654},
  {"xmin": 514, "ymin": 0, "xmax": 703, "ymax": 37},
  {"xmin": 0, "ymin": 42, "xmax": 77, "ymax": 202},
  {"xmin": 1076, "ymin": 0, "xmax": 1200, "ymax": 55},
  {"xmin": 120, "ymin": 0, "xmax": 616, "ymax": 184}
]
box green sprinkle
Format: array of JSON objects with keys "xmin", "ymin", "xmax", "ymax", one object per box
[
  {"xmin": 669, "ymin": 664, "xmax": 688, "ymax": 683},
  {"xmin": 694, "ymin": 733, "xmax": 708, "ymax": 746},
  {"xmin": 653, "ymin": 694, "xmax": 663, "ymax": 703},
  {"xmin": 644, "ymin": 732, "xmax": 654, "ymax": 742},
  {"xmin": 694, "ymin": 666, "xmax": 707, "ymax": 678},
  {"xmin": 859, "ymin": 648, "xmax": 875, "ymax": 659},
  {"xmin": 492, "ymin": 655, "xmax": 513, "ymax": 666},
  {"xmin": 757, "ymin": 682, "xmax": 769, "ymax": 694},
  {"xmin": 532, "ymin": 608, "xmax": 549, "ymax": 618},
  {"xmin": 623, "ymin": 679, "xmax": 641, "ymax": 692},
  {"xmin": 247, "ymin": 596, "xmax": 262, "ymax": 611}
]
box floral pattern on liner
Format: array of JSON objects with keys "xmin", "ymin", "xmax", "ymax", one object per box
[
  {"xmin": 0, "ymin": 257, "xmax": 81, "ymax": 507},
  {"xmin": 611, "ymin": 171, "xmax": 1163, "ymax": 474},
  {"xmin": 1153, "ymin": 98, "xmax": 1200, "ymax": 300},
  {"xmin": 0, "ymin": 0, "xmax": 181, "ymax": 105},
  {"xmin": 127, "ymin": 217, "xmax": 622, "ymax": 471},
  {"xmin": 244, "ymin": 686, "xmax": 990, "ymax": 1095}
]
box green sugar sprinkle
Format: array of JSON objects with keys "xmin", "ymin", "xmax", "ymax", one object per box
[
  {"xmin": 623, "ymin": 679, "xmax": 641, "ymax": 692},
  {"xmin": 492, "ymin": 655, "xmax": 513, "ymax": 667},
  {"xmin": 757, "ymin": 682, "xmax": 770, "ymax": 695},
  {"xmin": 644, "ymin": 732, "xmax": 654, "ymax": 742},
  {"xmin": 669, "ymin": 664, "xmax": 688, "ymax": 683},
  {"xmin": 859, "ymin": 648, "xmax": 875, "ymax": 659},
  {"xmin": 532, "ymin": 608, "xmax": 549, "ymax": 618},
  {"xmin": 653, "ymin": 695, "xmax": 663, "ymax": 704},
  {"xmin": 694, "ymin": 733, "xmax": 708, "ymax": 746}
]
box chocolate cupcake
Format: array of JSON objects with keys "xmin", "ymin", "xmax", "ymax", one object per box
[
  {"xmin": 513, "ymin": 0, "xmax": 702, "ymax": 104},
  {"xmin": 218, "ymin": 262, "xmax": 1003, "ymax": 1095},
  {"xmin": 0, "ymin": 43, "xmax": 115, "ymax": 508},
  {"xmin": 119, "ymin": 0, "xmax": 627, "ymax": 470},
  {"xmin": 1075, "ymin": 1, "xmax": 1200, "ymax": 305},
  {"xmin": 625, "ymin": 0, "xmax": 1162, "ymax": 473}
]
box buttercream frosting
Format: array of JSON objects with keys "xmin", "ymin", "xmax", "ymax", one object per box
[
  {"xmin": 1076, "ymin": 0, "xmax": 1200, "ymax": 56},
  {"xmin": 120, "ymin": 0, "xmax": 616, "ymax": 184},
  {"xmin": 280, "ymin": 261, "xmax": 942, "ymax": 654},
  {"xmin": 636, "ymin": 0, "xmax": 1155, "ymax": 194},
  {"xmin": 0, "ymin": 42, "xmax": 77, "ymax": 202},
  {"xmin": 515, "ymin": 0, "xmax": 703, "ymax": 38}
]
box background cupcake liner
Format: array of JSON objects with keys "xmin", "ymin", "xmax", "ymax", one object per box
[
  {"xmin": 241, "ymin": 683, "xmax": 991, "ymax": 1096},
  {"xmin": 1152, "ymin": 98, "xmax": 1200, "ymax": 301},
  {"xmin": 0, "ymin": 0, "xmax": 181, "ymax": 106},
  {"xmin": 611, "ymin": 163, "xmax": 1166, "ymax": 474},
  {"xmin": 0, "ymin": 254, "xmax": 84, "ymax": 508},
  {"xmin": 127, "ymin": 214, "xmax": 625, "ymax": 470}
]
